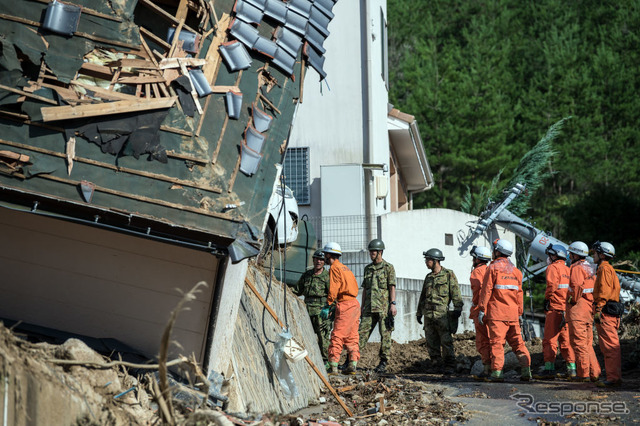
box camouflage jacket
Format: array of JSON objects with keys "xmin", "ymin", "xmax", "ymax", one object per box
[
  {"xmin": 362, "ymin": 260, "xmax": 396, "ymax": 315},
  {"xmin": 417, "ymin": 267, "xmax": 463, "ymax": 318},
  {"xmin": 293, "ymin": 268, "xmax": 330, "ymax": 316}
]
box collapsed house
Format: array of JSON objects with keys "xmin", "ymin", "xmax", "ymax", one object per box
[{"xmin": 0, "ymin": 0, "xmax": 339, "ymax": 414}]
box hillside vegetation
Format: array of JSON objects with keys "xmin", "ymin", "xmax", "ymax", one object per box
[{"xmin": 388, "ymin": 0, "xmax": 640, "ymax": 262}]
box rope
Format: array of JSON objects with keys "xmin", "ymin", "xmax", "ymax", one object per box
[{"xmin": 614, "ymin": 268, "xmax": 640, "ymax": 275}]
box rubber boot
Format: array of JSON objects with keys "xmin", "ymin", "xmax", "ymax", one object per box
[
  {"xmin": 565, "ymin": 363, "xmax": 577, "ymax": 379},
  {"xmin": 343, "ymin": 361, "xmax": 358, "ymax": 375},
  {"xmin": 473, "ymin": 364, "xmax": 491, "ymax": 381},
  {"xmin": 534, "ymin": 362, "xmax": 556, "ymax": 380},
  {"xmin": 490, "ymin": 370, "xmax": 504, "ymax": 382},
  {"xmin": 520, "ymin": 366, "xmax": 532, "ymax": 381},
  {"xmin": 374, "ymin": 361, "xmax": 387, "ymax": 374},
  {"xmin": 328, "ymin": 362, "xmax": 339, "ymax": 375}
]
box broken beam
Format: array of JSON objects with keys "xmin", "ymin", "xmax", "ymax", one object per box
[
  {"xmin": 41, "ymin": 97, "xmax": 177, "ymax": 121},
  {"xmin": 138, "ymin": 0, "xmax": 198, "ymax": 35}
]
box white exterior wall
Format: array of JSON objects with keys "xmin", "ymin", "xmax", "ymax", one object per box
[
  {"xmin": 366, "ymin": 208, "xmax": 517, "ymax": 343},
  {"xmin": 289, "ymin": 0, "xmax": 391, "ymax": 219}
]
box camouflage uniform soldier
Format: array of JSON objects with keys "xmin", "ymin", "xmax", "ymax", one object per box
[
  {"xmin": 293, "ymin": 249, "xmax": 332, "ymax": 362},
  {"xmin": 359, "ymin": 239, "xmax": 397, "ymax": 373},
  {"xmin": 416, "ymin": 248, "xmax": 463, "ymax": 372}
]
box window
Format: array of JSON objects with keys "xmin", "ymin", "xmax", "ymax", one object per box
[
  {"xmin": 283, "ymin": 147, "xmax": 310, "ymax": 205},
  {"xmin": 380, "ymin": 8, "xmax": 388, "ymax": 90},
  {"xmin": 445, "ymin": 233, "xmax": 454, "ymax": 246}
]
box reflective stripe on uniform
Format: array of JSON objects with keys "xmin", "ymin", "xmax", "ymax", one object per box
[
  {"xmin": 583, "ymin": 288, "xmax": 594, "ymax": 293},
  {"xmin": 558, "ymin": 284, "xmax": 569, "ymax": 289},
  {"xmin": 495, "ymin": 284, "xmax": 519, "ymax": 290}
]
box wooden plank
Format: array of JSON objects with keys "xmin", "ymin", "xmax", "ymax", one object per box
[
  {"xmin": 227, "ymin": 154, "xmax": 241, "ymax": 193},
  {"xmin": 165, "ymin": 150, "xmax": 207, "ymax": 164},
  {"xmin": 195, "ymin": 95, "xmax": 212, "ymax": 137},
  {"xmin": 140, "ymin": 27, "xmax": 171, "ymax": 50},
  {"xmin": 117, "ymin": 75, "xmax": 167, "ymax": 84},
  {"xmin": 168, "ymin": 19, "xmax": 186, "ymax": 58},
  {"xmin": 211, "ymin": 116, "xmax": 228, "ymax": 164},
  {"xmin": 160, "ymin": 126, "xmax": 194, "ymax": 137},
  {"xmin": 210, "ymin": 85, "xmax": 240, "ymax": 93},
  {"xmin": 243, "ymin": 278, "xmax": 354, "ymax": 418},
  {"xmin": 41, "ymin": 97, "xmax": 177, "ymax": 121},
  {"xmin": 179, "ymin": 62, "xmax": 203, "ymax": 114},
  {"xmin": 107, "ymin": 59, "xmax": 158, "ymax": 69},
  {"xmin": 175, "ymin": 0, "xmax": 190, "ymax": 22},
  {"xmin": 202, "ymin": 13, "xmax": 231, "ymax": 84},
  {"xmin": 0, "ymin": 84, "xmax": 58, "ymax": 105},
  {"xmin": 159, "ymin": 58, "xmax": 207, "ymax": 69},
  {"xmin": 70, "ymin": 81, "xmax": 139, "ymax": 101},
  {"xmin": 79, "ymin": 62, "xmax": 117, "ymax": 80},
  {"xmin": 139, "ymin": 33, "xmax": 160, "ymax": 68}
]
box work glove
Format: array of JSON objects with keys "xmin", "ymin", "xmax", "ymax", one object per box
[
  {"xmin": 452, "ymin": 309, "xmax": 462, "ymax": 319},
  {"xmin": 594, "ymin": 311, "xmax": 601, "ymax": 324},
  {"xmin": 478, "ymin": 311, "xmax": 485, "ymax": 325},
  {"xmin": 416, "ymin": 313, "xmax": 423, "ymax": 325},
  {"xmin": 320, "ymin": 305, "xmax": 331, "ymax": 320},
  {"xmin": 385, "ymin": 314, "xmax": 395, "ymax": 330},
  {"xmin": 544, "ymin": 299, "xmax": 551, "ymax": 312}
]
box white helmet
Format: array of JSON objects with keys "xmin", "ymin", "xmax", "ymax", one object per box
[
  {"xmin": 568, "ymin": 241, "xmax": 589, "ymax": 257},
  {"xmin": 470, "ymin": 245, "xmax": 492, "ymax": 262},
  {"xmin": 323, "ymin": 242, "xmax": 342, "ymax": 256},
  {"xmin": 593, "ymin": 241, "xmax": 615, "ymax": 258},
  {"xmin": 493, "ymin": 239, "xmax": 513, "ymax": 256}
]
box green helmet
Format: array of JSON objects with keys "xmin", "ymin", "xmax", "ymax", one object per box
[
  {"xmin": 312, "ymin": 249, "xmax": 325, "ymax": 259},
  {"xmin": 367, "ymin": 238, "xmax": 385, "ymax": 251},
  {"xmin": 423, "ymin": 248, "xmax": 444, "ymax": 261}
]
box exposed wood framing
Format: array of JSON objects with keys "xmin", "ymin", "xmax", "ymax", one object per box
[
  {"xmin": 41, "ymin": 97, "xmax": 177, "ymax": 121},
  {"xmin": 159, "ymin": 58, "xmax": 207, "ymax": 69},
  {"xmin": 0, "ymin": 138, "xmax": 221, "ymax": 194},
  {"xmin": 140, "ymin": 27, "xmax": 172, "ymax": 50},
  {"xmin": 227, "ymin": 155, "xmax": 241, "ymax": 193},
  {"xmin": 0, "ymin": 84, "xmax": 58, "ymax": 105},
  {"xmin": 138, "ymin": 0, "xmax": 198, "ymax": 35}
]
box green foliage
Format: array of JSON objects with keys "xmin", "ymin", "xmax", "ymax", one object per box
[
  {"xmin": 460, "ymin": 169, "xmax": 502, "ymax": 216},
  {"xmin": 388, "ymin": 0, "xmax": 640, "ymax": 261}
]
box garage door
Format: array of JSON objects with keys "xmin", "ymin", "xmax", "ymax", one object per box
[{"xmin": 0, "ymin": 206, "xmax": 219, "ymax": 362}]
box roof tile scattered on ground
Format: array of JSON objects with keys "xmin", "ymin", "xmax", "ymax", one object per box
[{"xmin": 219, "ymin": 41, "xmax": 253, "ymax": 71}]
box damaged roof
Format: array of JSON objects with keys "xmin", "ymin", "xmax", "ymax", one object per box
[{"xmin": 0, "ymin": 0, "xmax": 336, "ymax": 255}]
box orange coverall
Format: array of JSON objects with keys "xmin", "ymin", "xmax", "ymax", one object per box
[
  {"xmin": 469, "ymin": 263, "xmax": 490, "ymax": 365},
  {"xmin": 566, "ymin": 260, "xmax": 601, "ymax": 379},
  {"xmin": 327, "ymin": 259, "xmax": 361, "ymax": 363},
  {"xmin": 542, "ymin": 259, "xmax": 575, "ymax": 365},
  {"xmin": 478, "ymin": 257, "xmax": 530, "ymax": 371},
  {"xmin": 593, "ymin": 260, "xmax": 621, "ymax": 382}
]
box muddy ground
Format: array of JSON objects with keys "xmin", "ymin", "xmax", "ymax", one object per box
[{"xmin": 1, "ymin": 306, "xmax": 639, "ymax": 425}]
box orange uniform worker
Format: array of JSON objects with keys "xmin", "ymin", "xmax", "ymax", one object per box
[
  {"xmin": 320, "ymin": 242, "xmax": 361, "ymax": 375},
  {"xmin": 566, "ymin": 241, "xmax": 601, "ymax": 382},
  {"xmin": 478, "ymin": 239, "xmax": 531, "ymax": 382},
  {"xmin": 468, "ymin": 245, "xmax": 492, "ymax": 380},
  {"xmin": 538, "ymin": 244, "xmax": 576, "ymax": 379},
  {"xmin": 591, "ymin": 241, "xmax": 622, "ymax": 387}
]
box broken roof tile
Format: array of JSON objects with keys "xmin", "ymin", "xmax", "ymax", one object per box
[
  {"xmin": 234, "ymin": 0, "xmax": 264, "ymax": 25},
  {"xmin": 305, "ymin": 24, "xmax": 327, "ymax": 54},
  {"xmin": 190, "ymin": 69, "xmax": 213, "ymax": 96},
  {"xmin": 245, "ymin": 125, "xmax": 266, "ymax": 152},
  {"xmin": 264, "ymin": 0, "xmax": 287, "ymax": 24},
  {"xmin": 303, "ymin": 43, "xmax": 326, "ymax": 80},
  {"xmin": 226, "ymin": 90, "xmax": 243, "ymax": 119},
  {"xmin": 284, "ymin": 9, "xmax": 308, "ymax": 36},
  {"xmin": 311, "ymin": 0, "xmax": 335, "ymax": 20},
  {"xmin": 219, "ymin": 41, "xmax": 253, "ymax": 71},
  {"xmin": 309, "ymin": 5, "xmax": 331, "ymax": 37},
  {"xmin": 167, "ymin": 28, "xmax": 199, "ymax": 53},
  {"xmin": 271, "ymin": 46, "xmax": 296, "ymax": 76},
  {"xmin": 252, "ymin": 103, "xmax": 273, "ymax": 132},
  {"xmin": 288, "ymin": 0, "xmax": 313, "ymax": 18},
  {"xmin": 275, "ymin": 27, "xmax": 302, "ymax": 57},
  {"xmin": 253, "ymin": 36, "xmax": 278, "ymax": 59},
  {"xmin": 229, "ymin": 18, "xmax": 260, "ymax": 48},
  {"xmin": 240, "ymin": 143, "xmax": 262, "ymax": 175},
  {"xmin": 42, "ymin": 0, "xmax": 82, "ymax": 36}
]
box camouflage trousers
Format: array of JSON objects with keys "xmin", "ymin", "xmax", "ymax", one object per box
[
  {"xmin": 358, "ymin": 312, "xmax": 393, "ymax": 363},
  {"xmin": 309, "ymin": 313, "xmax": 332, "ymax": 362},
  {"xmin": 423, "ymin": 314, "xmax": 455, "ymax": 365}
]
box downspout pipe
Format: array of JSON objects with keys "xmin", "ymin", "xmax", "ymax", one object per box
[{"xmin": 362, "ymin": 0, "xmax": 375, "ymax": 241}]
